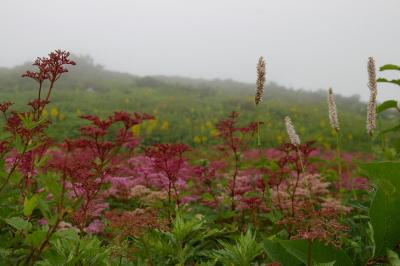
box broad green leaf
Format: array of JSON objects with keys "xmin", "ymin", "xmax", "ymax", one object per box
[
  {"xmin": 377, "ymin": 78, "xmax": 400, "ymax": 86},
  {"xmin": 25, "ymin": 230, "xmax": 47, "ymax": 248},
  {"xmin": 376, "ymin": 100, "xmax": 398, "ymax": 114},
  {"xmin": 263, "ymin": 239, "xmax": 302, "ymax": 266},
  {"xmin": 5, "ymin": 217, "xmax": 31, "ymax": 231},
  {"xmin": 361, "ymin": 162, "xmax": 400, "ymax": 257},
  {"xmin": 387, "ymin": 249, "xmax": 400, "ymax": 266},
  {"xmin": 23, "ymin": 195, "xmax": 38, "ymax": 216},
  {"xmin": 379, "ymin": 64, "xmax": 400, "ymax": 71},
  {"xmin": 279, "ymin": 240, "xmax": 353, "ymax": 266},
  {"xmin": 315, "ymin": 262, "xmax": 336, "ymax": 266}
]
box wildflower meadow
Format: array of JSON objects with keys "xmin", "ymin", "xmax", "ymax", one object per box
[{"xmin": 0, "ymin": 50, "xmax": 399, "ymax": 266}]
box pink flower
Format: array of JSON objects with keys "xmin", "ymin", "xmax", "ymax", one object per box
[{"xmin": 85, "ymin": 219, "xmax": 104, "ymax": 234}]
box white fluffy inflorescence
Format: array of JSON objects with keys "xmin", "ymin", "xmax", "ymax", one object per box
[
  {"xmin": 255, "ymin": 56, "xmax": 266, "ymax": 106},
  {"xmin": 327, "ymin": 88, "xmax": 340, "ymax": 132},
  {"xmin": 284, "ymin": 116, "xmax": 300, "ymax": 145},
  {"xmin": 367, "ymin": 57, "xmax": 377, "ymax": 136}
]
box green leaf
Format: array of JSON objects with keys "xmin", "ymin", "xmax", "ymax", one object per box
[
  {"xmin": 5, "ymin": 217, "xmax": 31, "ymax": 231},
  {"xmin": 378, "ymin": 124, "xmax": 400, "ymax": 136},
  {"xmin": 263, "ymin": 239, "xmax": 302, "ymax": 266},
  {"xmin": 279, "ymin": 240, "xmax": 353, "ymax": 266},
  {"xmin": 25, "ymin": 230, "xmax": 47, "ymax": 248},
  {"xmin": 23, "ymin": 195, "xmax": 38, "ymax": 216},
  {"xmin": 39, "ymin": 172, "xmax": 62, "ymax": 201},
  {"xmin": 379, "ymin": 64, "xmax": 400, "ymax": 71},
  {"xmin": 361, "ymin": 162, "xmax": 400, "ymax": 257},
  {"xmin": 377, "ymin": 78, "xmax": 400, "ymax": 86},
  {"xmin": 315, "ymin": 262, "xmax": 336, "ymax": 266},
  {"xmin": 37, "ymin": 198, "xmax": 51, "ymax": 221},
  {"xmin": 13, "ymin": 134, "xmax": 25, "ymax": 153},
  {"xmin": 387, "ymin": 249, "xmax": 400, "ymax": 266},
  {"xmin": 376, "ymin": 100, "xmax": 398, "ymax": 114}
]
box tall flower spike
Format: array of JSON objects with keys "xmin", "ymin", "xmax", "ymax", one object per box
[
  {"xmin": 284, "ymin": 116, "xmax": 300, "ymax": 145},
  {"xmin": 327, "ymin": 88, "xmax": 340, "ymax": 132},
  {"xmin": 367, "ymin": 57, "xmax": 377, "ymax": 136},
  {"xmin": 255, "ymin": 56, "xmax": 266, "ymax": 105}
]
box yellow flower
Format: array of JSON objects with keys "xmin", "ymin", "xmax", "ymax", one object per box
[
  {"xmin": 131, "ymin": 124, "xmax": 141, "ymax": 136},
  {"xmin": 210, "ymin": 128, "xmax": 219, "ymax": 137},
  {"xmin": 161, "ymin": 121, "xmax": 169, "ymax": 130},
  {"xmin": 50, "ymin": 107, "xmax": 59, "ymax": 119},
  {"xmin": 194, "ymin": 136, "xmax": 201, "ymax": 144}
]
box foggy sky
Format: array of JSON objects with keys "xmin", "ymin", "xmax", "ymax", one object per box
[{"xmin": 1, "ymin": 0, "xmax": 399, "ymax": 101}]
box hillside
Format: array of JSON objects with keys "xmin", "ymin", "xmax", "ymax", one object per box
[{"xmin": 0, "ymin": 55, "xmax": 375, "ymax": 150}]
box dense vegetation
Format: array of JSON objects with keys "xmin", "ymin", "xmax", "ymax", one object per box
[
  {"xmin": 1, "ymin": 55, "xmax": 392, "ymax": 152},
  {"xmin": 0, "ymin": 50, "xmax": 399, "ymax": 265}
]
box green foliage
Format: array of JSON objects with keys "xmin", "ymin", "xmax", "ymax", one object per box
[
  {"xmin": 387, "ymin": 249, "xmax": 400, "ymax": 266},
  {"xmin": 0, "ymin": 56, "xmax": 375, "ymax": 151},
  {"xmin": 263, "ymin": 239, "xmax": 302, "ymax": 266},
  {"xmin": 362, "ymin": 162, "xmax": 400, "ymax": 258},
  {"xmin": 278, "ymin": 240, "xmax": 353, "ymax": 266},
  {"xmin": 212, "ymin": 229, "xmax": 262, "ymax": 266},
  {"xmin": 23, "ymin": 195, "xmax": 38, "ymax": 217},
  {"xmin": 376, "ymin": 100, "xmax": 398, "ymax": 114},
  {"xmin": 377, "ymin": 78, "xmax": 400, "ymax": 86},
  {"xmin": 36, "ymin": 229, "xmax": 111, "ymax": 266},
  {"xmin": 379, "ymin": 64, "xmax": 400, "ymax": 71},
  {"xmin": 4, "ymin": 217, "xmax": 31, "ymax": 231},
  {"xmin": 132, "ymin": 212, "xmax": 224, "ymax": 265}
]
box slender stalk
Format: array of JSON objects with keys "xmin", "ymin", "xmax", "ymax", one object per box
[
  {"xmin": 257, "ymin": 119, "xmax": 261, "ymax": 147},
  {"xmin": 335, "ymin": 131, "xmax": 343, "ymax": 198},
  {"xmin": 0, "ymin": 142, "xmax": 29, "ymax": 193},
  {"xmin": 168, "ymin": 181, "xmax": 172, "ymax": 225},
  {"xmin": 296, "ymin": 147, "xmax": 305, "ymax": 173},
  {"xmin": 231, "ymin": 151, "xmax": 240, "ymax": 211},
  {"xmin": 290, "ymin": 147, "xmax": 305, "ymax": 217}
]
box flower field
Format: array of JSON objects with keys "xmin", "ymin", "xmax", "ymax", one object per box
[{"xmin": 0, "ymin": 50, "xmax": 399, "ymax": 265}]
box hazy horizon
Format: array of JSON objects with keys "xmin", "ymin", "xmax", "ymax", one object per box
[{"xmin": 1, "ymin": 0, "xmax": 399, "ymax": 101}]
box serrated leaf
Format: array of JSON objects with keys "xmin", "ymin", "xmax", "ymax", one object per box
[
  {"xmin": 379, "ymin": 64, "xmax": 400, "ymax": 71},
  {"xmin": 279, "ymin": 240, "xmax": 353, "ymax": 266},
  {"xmin": 376, "ymin": 100, "xmax": 398, "ymax": 114},
  {"xmin": 5, "ymin": 217, "xmax": 31, "ymax": 231},
  {"xmin": 24, "ymin": 195, "xmax": 38, "ymax": 216},
  {"xmin": 361, "ymin": 162, "xmax": 400, "ymax": 257}
]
